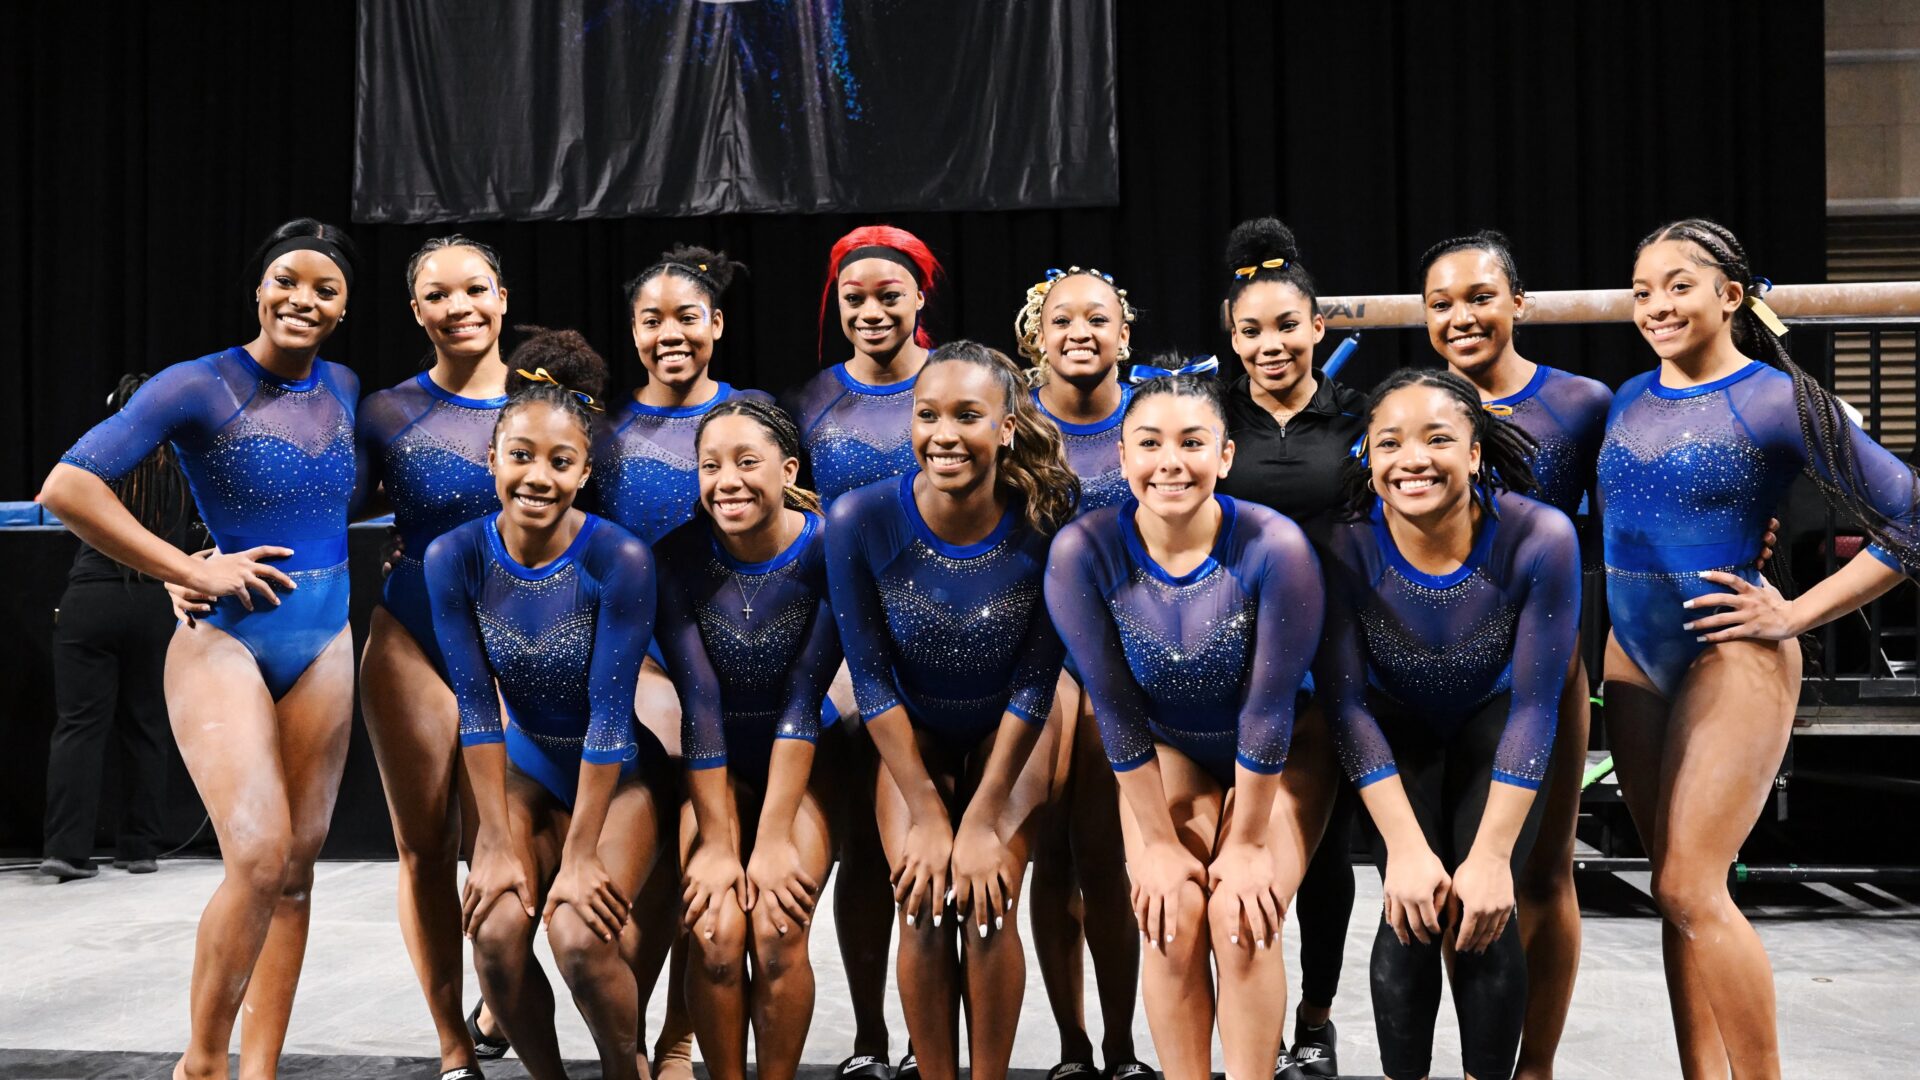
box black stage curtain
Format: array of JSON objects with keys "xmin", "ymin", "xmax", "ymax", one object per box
[
  {"xmin": 0, "ymin": 5, "xmax": 1824, "ymax": 855},
  {"xmin": 355, "ymin": 0, "xmax": 1120, "ymax": 221},
  {"xmin": 0, "ymin": 3, "xmax": 1824, "ymax": 501}
]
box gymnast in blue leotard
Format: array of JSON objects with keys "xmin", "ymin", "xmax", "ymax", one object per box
[
  {"xmin": 786, "ymin": 226, "xmax": 945, "ymax": 503},
  {"xmin": 1318, "ymin": 368, "xmax": 1578, "ymax": 1080},
  {"xmin": 427, "ymin": 352, "xmax": 666, "ymax": 1080},
  {"xmin": 347, "ymin": 235, "xmax": 520, "ymax": 1075},
  {"xmin": 651, "ymin": 398, "xmax": 842, "ymax": 1080},
  {"xmin": 1418, "ymin": 229, "xmax": 1613, "ymax": 1077},
  {"xmin": 788, "ymin": 226, "xmax": 950, "ymax": 1079},
  {"xmin": 590, "ymin": 246, "xmax": 773, "ymax": 545},
  {"xmin": 824, "ymin": 341, "xmax": 1077, "ymax": 1080},
  {"xmin": 1009, "ymin": 263, "xmax": 1153, "ymax": 1080},
  {"xmin": 1042, "ymin": 374, "xmax": 1331, "ymax": 1080},
  {"xmin": 1597, "ymin": 220, "xmax": 1920, "ymax": 1076},
  {"xmin": 40, "ymin": 219, "xmax": 361, "ymax": 1080}
]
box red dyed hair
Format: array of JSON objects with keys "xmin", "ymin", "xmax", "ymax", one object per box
[{"xmin": 817, "ymin": 225, "xmax": 944, "ymax": 361}]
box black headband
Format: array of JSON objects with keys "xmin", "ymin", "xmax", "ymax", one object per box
[
  {"xmin": 262, "ymin": 236, "xmax": 354, "ymax": 291},
  {"xmin": 836, "ymin": 245, "xmax": 923, "ymax": 288}
]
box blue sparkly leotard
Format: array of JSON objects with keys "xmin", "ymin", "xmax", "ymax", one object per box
[
  {"xmin": 61, "ymin": 347, "xmax": 358, "ymax": 700},
  {"xmin": 785, "ymin": 364, "xmax": 920, "ymax": 503},
  {"xmin": 1598, "ymin": 360, "xmax": 1920, "ymax": 697},
  {"xmin": 1045, "ymin": 496, "xmax": 1323, "ymax": 787},
  {"xmin": 1483, "ymin": 364, "xmax": 1612, "ymax": 520},
  {"xmin": 825, "ymin": 471, "xmax": 1064, "ymax": 748},
  {"xmin": 357, "ymin": 372, "xmax": 507, "ymax": 675},
  {"xmin": 427, "ymin": 512, "xmax": 657, "ymax": 808},
  {"xmin": 1318, "ymin": 493, "xmax": 1581, "ymax": 791},
  {"xmin": 589, "ymin": 383, "xmax": 774, "ymax": 544},
  {"xmin": 654, "ymin": 511, "xmax": 842, "ymax": 788},
  {"xmin": 1034, "ymin": 384, "xmax": 1133, "ymax": 518}
]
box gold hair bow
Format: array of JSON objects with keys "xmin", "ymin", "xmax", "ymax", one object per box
[
  {"xmin": 1482, "ymin": 403, "xmax": 1515, "ymax": 418},
  {"xmin": 1745, "ymin": 294, "xmax": 1790, "ymax": 338},
  {"xmin": 516, "ymin": 367, "xmax": 604, "ymax": 412},
  {"xmin": 1233, "ymin": 258, "xmax": 1288, "ymax": 279}
]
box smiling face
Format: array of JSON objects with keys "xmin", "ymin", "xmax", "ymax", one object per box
[
  {"xmin": 1423, "ymin": 249, "xmax": 1522, "ymax": 380},
  {"xmin": 1632, "ymin": 238, "xmax": 1742, "ymax": 363},
  {"xmin": 490, "ymin": 401, "xmax": 591, "ymax": 531},
  {"xmin": 912, "ymin": 360, "xmax": 1014, "ymax": 496},
  {"xmin": 1042, "ymin": 274, "xmax": 1129, "ymax": 383},
  {"xmin": 697, "ymin": 413, "xmax": 797, "ymax": 538},
  {"xmin": 838, "ymin": 257, "xmax": 925, "ymax": 359},
  {"xmin": 632, "ymin": 271, "xmax": 723, "ymax": 393},
  {"xmin": 254, "ymin": 248, "xmax": 348, "ymax": 352},
  {"xmin": 1121, "ymin": 391, "xmax": 1234, "ymax": 519},
  {"xmin": 411, "ymin": 246, "xmax": 506, "ymax": 361},
  {"xmin": 1230, "ymin": 280, "xmax": 1325, "ymax": 401},
  {"xmin": 1366, "ymin": 384, "xmax": 1481, "ymax": 524}
]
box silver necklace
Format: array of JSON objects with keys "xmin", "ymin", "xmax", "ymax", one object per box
[{"xmin": 735, "ymin": 572, "xmax": 769, "ymax": 621}]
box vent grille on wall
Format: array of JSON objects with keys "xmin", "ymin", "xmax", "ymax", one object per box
[{"xmin": 1827, "ymin": 214, "xmax": 1919, "ymax": 453}]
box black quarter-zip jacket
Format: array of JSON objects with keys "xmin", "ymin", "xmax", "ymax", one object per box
[{"xmin": 1215, "ymin": 368, "xmax": 1367, "ymax": 537}]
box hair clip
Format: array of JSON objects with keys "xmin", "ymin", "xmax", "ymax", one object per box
[
  {"xmin": 1745, "ymin": 292, "xmax": 1790, "ymax": 338},
  {"xmin": 697, "ymin": 263, "xmax": 708, "ymax": 271},
  {"xmin": 1233, "ymin": 258, "xmax": 1288, "ymax": 279},
  {"xmin": 1482, "ymin": 402, "xmax": 1515, "ymax": 418},
  {"xmin": 1046, "ymin": 267, "xmax": 1066, "ymax": 281},
  {"xmin": 1350, "ymin": 434, "xmax": 1368, "ymax": 465},
  {"xmin": 516, "ymin": 366, "xmax": 605, "ymax": 412}
]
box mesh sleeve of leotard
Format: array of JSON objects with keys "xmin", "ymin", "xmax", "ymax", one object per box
[
  {"xmin": 60, "ymin": 359, "xmax": 227, "ymax": 482},
  {"xmin": 1491, "ymin": 504, "xmax": 1581, "ymax": 789},
  {"xmin": 654, "ymin": 546, "xmax": 730, "ymax": 770},
  {"xmin": 1231, "ymin": 510, "xmax": 1326, "ymax": 775},
  {"xmin": 1004, "ymin": 571, "xmax": 1066, "ymax": 726},
  {"xmin": 778, "ymin": 583, "xmax": 844, "ymax": 744},
  {"xmin": 580, "ymin": 527, "xmax": 656, "ymax": 765},
  {"xmin": 825, "ymin": 485, "xmax": 904, "ymax": 722},
  {"xmin": 425, "ymin": 526, "xmax": 506, "ymax": 749},
  {"xmin": 1045, "ymin": 519, "xmax": 1160, "ymax": 771},
  {"xmin": 1317, "ymin": 526, "xmax": 1399, "ymax": 787},
  {"xmin": 1739, "ymin": 374, "xmax": 1920, "ymax": 575}
]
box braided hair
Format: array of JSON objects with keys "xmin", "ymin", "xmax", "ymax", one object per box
[
  {"xmin": 1223, "ymin": 217, "xmax": 1320, "ymax": 322},
  {"xmin": 695, "ymin": 397, "xmax": 824, "ymax": 515},
  {"xmin": 1638, "ymin": 218, "xmax": 1920, "ymax": 571},
  {"xmin": 624, "ymin": 243, "xmax": 744, "ymax": 318},
  {"xmin": 921, "ymin": 341, "xmax": 1080, "ymax": 534},
  {"xmin": 405, "ymin": 234, "xmax": 506, "ymax": 298},
  {"xmin": 1340, "ymin": 367, "xmax": 1539, "ymax": 522},
  {"xmin": 1012, "ymin": 266, "xmax": 1138, "ymax": 386},
  {"xmin": 494, "ymin": 325, "xmax": 610, "ymax": 453},
  {"xmin": 1417, "ymin": 229, "xmax": 1525, "ymax": 297}
]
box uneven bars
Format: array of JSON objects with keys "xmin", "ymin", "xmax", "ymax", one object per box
[{"xmin": 1314, "ymin": 281, "xmax": 1920, "ymax": 329}]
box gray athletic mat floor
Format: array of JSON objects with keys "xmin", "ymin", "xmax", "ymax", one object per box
[{"xmin": 2, "ymin": 859, "xmax": 1916, "ymax": 1078}]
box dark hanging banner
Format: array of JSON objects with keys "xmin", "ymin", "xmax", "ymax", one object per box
[{"xmin": 353, "ymin": 0, "xmax": 1119, "ymax": 223}]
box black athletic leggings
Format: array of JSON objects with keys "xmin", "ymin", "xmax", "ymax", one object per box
[
  {"xmin": 1365, "ymin": 692, "xmax": 1546, "ymax": 1080},
  {"xmin": 1294, "ymin": 774, "xmax": 1356, "ymax": 1008}
]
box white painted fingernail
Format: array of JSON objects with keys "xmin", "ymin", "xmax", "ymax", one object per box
[
  {"xmin": 1165, "ymin": 930, "xmax": 1174, "ymax": 943},
  {"xmin": 778, "ymin": 924, "xmax": 788, "ymax": 935},
  {"xmin": 1257, "ymin": 936, "xmax": 1268, "ymax": 949},
  {"xmin": 1005, "ymin": 896, "xmax": 1013, "ymax": 911},
  {"xmin": 1683, "ymin": 599, "xmax": 1695, "ymax": 609},
  {"xmin": 1696, "ymin": 635, "xmax": 1708, "ymax": 643},
  {"xmin": 933, "ymin": 913, "xmax": 942, "ymax": 927},
  {"xmin": 995, "ymin": 916, "xmax": 1003, "ymax": 930},
  {"xmin": 945, "ymin": 888, "xmax": 954, "ymax": 905},
  {"xmin": 978, "ymin": 923, "xmax": 988, "ymax": 938},
  {"xmin": 1229, "ymin": 933, "xmax": 1239, "ymax": 944},
  {"xmin": 906, "ymin": 914, "xmax": 916, "ymax": 927}
]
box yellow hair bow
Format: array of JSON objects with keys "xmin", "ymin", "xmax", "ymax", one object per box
[
  {"xmin": 516, "ymin": 367, "xmax": 604, "ymax": 412},
  {"xmin": 1745, "ymin": 294, "xmax": 1789, "ymax": 338},
  {"xmin": 1233, "ymin": 258, "xmax": 1288, "ymax": 279}
]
